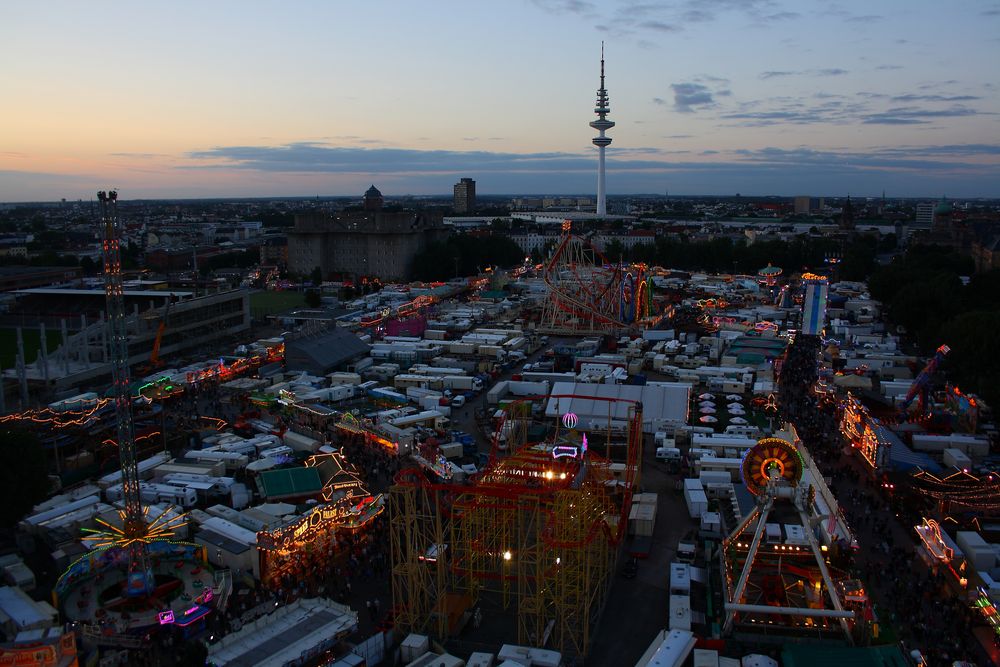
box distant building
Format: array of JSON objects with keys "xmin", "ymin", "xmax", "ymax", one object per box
[
  {"xmin": 972, "ymin": 234, "xmax": 1000, "ymax": 273},
  {"xmin": 453, "ymin": 178, "xmax": 476, "ymax": 213},
  {"xmin": 915, "ymin": 202, "xmax": 934, "ymax": 226},
  {"xmin": 0, "ymin": 266, "xmax": 81, "ymax": 292},
  {"xmin": 259, "ymin": 236, "xmax": 288, "ymax": 267},
  {"xmin": 288, "ymin": 189, "xmax": 447, "ymax": 281},
  {"xmin": 932, "ymin": 197, "xmax": 953, "ymax": 232},
  {"xmin": 793, "ymin": 196, "xmax": 811, "ymax": 215},
  {"xmin": 839, "ymin": 197, "xmax": 855, "ymax": 231},
  {"xmin": 363, "ymin": 184, "xmax": 384, "ymax": 211}
]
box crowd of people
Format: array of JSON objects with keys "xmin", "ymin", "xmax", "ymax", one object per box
[{"xmin": 779, "ymin": 335, "xmax": 991, "ymax": 665}]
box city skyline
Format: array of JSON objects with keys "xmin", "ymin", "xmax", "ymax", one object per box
[{"xmin": 2, "ymin": 0, "xmax": 999, "ymax": 201}]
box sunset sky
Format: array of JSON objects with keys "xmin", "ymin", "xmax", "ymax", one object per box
[{"xmin": 2, "ymin": 0, "xmax": 999, "ymax": 200}]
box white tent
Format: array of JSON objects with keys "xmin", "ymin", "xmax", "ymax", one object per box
[
  {"xmin": 698, "ymin": 393, "xmax": 715, "ymax": 400},
  {"xmin": 726, "ymin": 394, "xmax": 742, "ymax": 401},
  {"xmin": 727, "ymin": 402, "xmax": 744, "ymax": 410},
  {"xmin": 730, "ymin": 416, "xmax": 749, "ymax": 425},
  {"xmin": 699, "ymin": 415, "xmax": 718, "ymax": 423},
  {"xmin": 699, "ymin": 401, "xmax": 716, "ymax": 408},
  {"xmin": 699, "ymin": 407, "xmax": 717, "ymax": 414}
]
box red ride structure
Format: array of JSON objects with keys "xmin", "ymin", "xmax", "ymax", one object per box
[
  {"xmin": 538, "ymin": 221, "xmax": 658, "ymax": 335},
  {"xmin": 389, "ymin": 394, "xmax": 642, "ymax": 661}
]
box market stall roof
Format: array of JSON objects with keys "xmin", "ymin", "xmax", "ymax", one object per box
[
  {"xmin": 208, "ymin": 598, "xmax": 358, "ymax": 667},
  {"xmin": 257, "ymin": 467, "xmax": 323, "ymax": 499},
  {"xmin": 876, "ymin": 425, "xmax": 942, "ymax": 473},
  {"xmin": 782, "ymin": 643, "xmax": 908, "ymax": 667},
  {"xmin": 283, "ymin": 326, "xmax": 370, "ymax": 375}
]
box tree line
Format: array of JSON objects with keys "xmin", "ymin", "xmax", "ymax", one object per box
[
  {"xmin": 411, "ymin": 233, "xmax": 525, "ymax": 282},
  {"xmin": 868, "ymin": 245, "xmax": 1000, "ymax": 410}
]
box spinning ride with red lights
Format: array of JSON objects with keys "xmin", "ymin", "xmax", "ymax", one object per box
[
  {"xmin": 741, "ymin": 436, "xmax": 804, "ymax": 496},
  {"xmin": 723, "ymin": 436, "xmax": 861, "ymax": 643}
]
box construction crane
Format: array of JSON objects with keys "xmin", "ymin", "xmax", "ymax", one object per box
[
  {"xmin": 899, "ymin": 344, "xmax": 950, "ymax": 419},
  {"xmin": 97, "ymin": 191, "xmax": 154, "ymax": 596}
]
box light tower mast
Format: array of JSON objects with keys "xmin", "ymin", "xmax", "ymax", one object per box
[
  {"xmin": 590, "ymin": 42, "xmax": 614, "ymax": 217},
  {"xmin": 97, "ymin": 191, "xmax": 153, "ymax": 597}
]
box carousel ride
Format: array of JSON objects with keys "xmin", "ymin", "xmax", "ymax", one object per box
[
  {"xmin": 722, "ymin": 436, "xmax": 868, "ymax": 643},
  {"xmin": 54, "ymin": 192, "xmax": 217, "ymax": 642}
]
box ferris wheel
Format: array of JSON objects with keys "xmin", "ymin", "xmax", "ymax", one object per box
[{"xmin": 740, "ymin": 437, "xmax": 804, "ymax": 496}]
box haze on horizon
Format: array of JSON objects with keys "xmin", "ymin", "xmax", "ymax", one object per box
[{"xmin": 1, "ymin": 0, "xmax": 999, "ymax": 202}]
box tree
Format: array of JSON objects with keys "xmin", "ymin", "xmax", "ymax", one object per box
[
  {"xmin": 304, "ymin": 289, "xmax": 321, "ymax": 308},
  {"xmin": 943, "ymin": 310, "xmax": 1000, "ymax": 411},
  {"xmin": 309, "ymin": 266, "xmax": 323, "ymax": 286},
  {"xmin": 0, "ymin": 427, "xmax": 50, "ymax": 529}
]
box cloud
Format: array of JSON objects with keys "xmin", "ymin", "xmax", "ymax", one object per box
[
  {"xmin": 889, "ymin": 94, "xmax": 981, "ymax": 103},
  {"xmin": 109, "ymin": 152, "xmax": 169, "ymax": 159},
  {"xmin": 670, "ymin": 83, "xmax": 716, "ymax": 112},
  {"xmin": 845, "ymin": 14, "xmax": 883, "ymax": 22},
  {"xmin": 862, "ymin": 105, "xmax": 984, "ymax": 125},
  {"xmin": 875, "ymin": 64, "xmax": 903, "ymax": 71},
  {"xmin": 652, "ymin": 97, "xmax": 667, "ymax": 105},
  {"xmin": 759, "ymin": 68, "xmax": 848, "ymax": 79},
  {"xmin": 638, "ymin": 20, "xmax": 679, "ymax": 32},
  {"xmin": 762, "ymin": 11, "xmax": 800, "ymax": 20},
  {"xmin": 8, "ymin": 141, "xmax": 1000, "ymax": 200},
  {"xmin": 531, "ymin": 0, "xmax": 596, "ymax": 16}
]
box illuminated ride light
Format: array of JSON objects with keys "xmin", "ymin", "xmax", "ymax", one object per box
[
  {"xmin": 914, "ymin": 517, "xmax": 954, "ymax": 563},
  {"xmin": 81, "ymin": 505, "xmax": 188, "ymax": 550},
  {"xmin": 740, "ymin": 437, "xmax": 804, "ymax": 496},
  {"xmin": 552, "ymin": 433, "xmax": 588, "ymax": 460}
]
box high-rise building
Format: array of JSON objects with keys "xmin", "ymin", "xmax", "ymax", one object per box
[
  {"xmin": 915, "ymin": 202, "xmax": 934, "ymax": 227},
  {"xmin": 590, "ymin": 43, "xmax": 614, "ymax": 217},
  {"xmin": 793, "ymin": 196, "xmax": 811, "ymax": 215},
  {"xmin": 453, "ymin": 178, "xmax": 476, "ymax": 213}
]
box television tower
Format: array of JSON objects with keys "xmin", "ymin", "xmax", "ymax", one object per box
[
  {"xmin": 590, "ymin": 42, "xmax": 614, "ymax": 217},
  {"xmin": 97, "ymin": 191, "xmax": 154, "ymax": 597}
]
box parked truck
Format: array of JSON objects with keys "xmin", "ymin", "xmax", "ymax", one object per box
[{"xmin": 434, "ymin": 375, "xmax": 484, "ymax": 392}]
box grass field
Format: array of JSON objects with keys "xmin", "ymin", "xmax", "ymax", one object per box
[
  {"xmin": 0, "ymin": 327, "xmax": 63, "ymax": 369},
  {"xmin": 249, "ymin": 290, "xmax": 307, "ymax": 317}
]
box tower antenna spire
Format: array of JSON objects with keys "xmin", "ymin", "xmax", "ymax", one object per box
[{"xmin": 590, "ymin": 42, "xmax": 614, "ymax": 217}]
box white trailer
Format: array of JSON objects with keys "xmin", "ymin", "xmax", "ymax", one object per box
[{"xmin": 282, "ymin": 430, "xmax": 321, "ymax": 453}]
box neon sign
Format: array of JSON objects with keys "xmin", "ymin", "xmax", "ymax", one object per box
[
  {"xmin": 915, "ymin": 518, "xmax": 954, "ymax": 562},
  {"xmin": 553, "ymin": 433, "xmax": 588, "ymax": 460},
  {"xmin": 158, "ymin": 610, "xmax": 175, "ymax": 625},
  {"xmin": 562, "ymin": 412, "xmax": 579, "ymax": 429}
]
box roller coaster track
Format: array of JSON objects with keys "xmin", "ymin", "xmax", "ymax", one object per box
[{"xmin": 538, "ymin": 230, "xmax": 627, "ymax": 335}]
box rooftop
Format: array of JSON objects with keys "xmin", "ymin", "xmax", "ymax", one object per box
[
  {"xmin": 207, "ymin": 597, "xmax": 358, "ymax": 667},
  {"xmin": 257, "ymin": 467, "xmax": 323, "ymax": 499}
]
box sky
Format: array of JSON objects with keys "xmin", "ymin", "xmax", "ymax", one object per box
[{"xmin": 1, "ymin": 0, "xmax": 999, "ymax": 201}]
